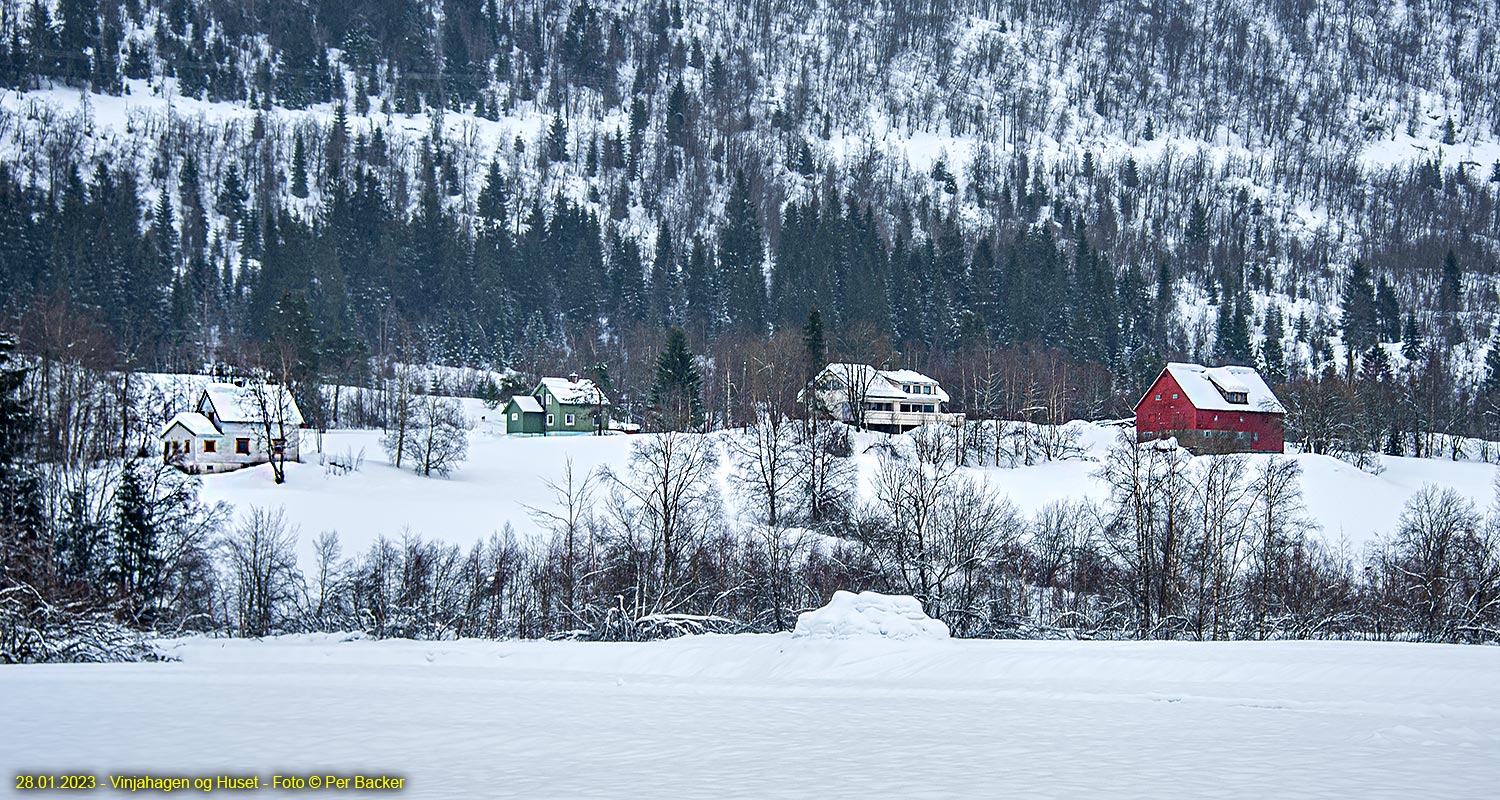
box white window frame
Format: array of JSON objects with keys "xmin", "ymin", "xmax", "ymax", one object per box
[
  {"xmin": 565, "ymin": 413, "xmax": 576, "ymax": 426},
  {"xmin": 546, "ymin": 413, "xmax": 554, "ymax": 426}
]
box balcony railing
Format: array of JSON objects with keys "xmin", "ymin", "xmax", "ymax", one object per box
[{"xmin": 856, "ymin": 409, "xmax": 965, "ymax": 429}]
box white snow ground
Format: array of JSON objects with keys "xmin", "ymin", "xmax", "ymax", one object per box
[
  {"xmin": 3, "ymin": 634, "xmax": 1498, "ymax": 798},
  {"xmin": 195, "ymin": 420, "xmax": 1500, "ymax": 570}
]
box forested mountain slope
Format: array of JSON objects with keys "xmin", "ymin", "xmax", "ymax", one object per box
[{"xmin": 2, "ymin": 0, "xmax": 1499, "ymax": 447}]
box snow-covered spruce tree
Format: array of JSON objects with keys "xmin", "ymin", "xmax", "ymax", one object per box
[{"xmin": 649, "ymin": 328, "xmax": 704, "ymax": 432}]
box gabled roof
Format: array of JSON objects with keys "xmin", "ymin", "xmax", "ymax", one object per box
[
  {"xmin": 509, "ymin": 395, "xmax": 544, "ymax": 413},
  {"xmin": 537, "ymin": 376, "xmax": 610, "ymax": 406},
  {"xmin": 198, "ymin": 383, "xmax": 305, "ymax": 426},
  {"xmin": 160, "ymin": 411, "xmax": 218, "ymax": 438},
  {"xmin": 819, "ymin": 363, "xmax": 951, "ymax": 403},
  {"xmin": 1154, "ymin": 363, "xmax": 1285, "ymax": 414}
]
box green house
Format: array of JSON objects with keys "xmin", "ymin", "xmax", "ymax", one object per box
[{"xmin": 505, "ymin": 373, "xmax": 611, "ymax": 435}]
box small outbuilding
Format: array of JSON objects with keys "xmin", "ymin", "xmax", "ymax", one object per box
[
  {"xmin": 503, "ymin": 394, "xmax": 546, "ymax": 434},
  {"xmin": 1135, "ymin": 363, "xmax": 1285, "ymax": 453}
]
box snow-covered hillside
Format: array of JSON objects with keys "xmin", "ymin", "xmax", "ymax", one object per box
[
  {"xmin": 5, "ymin": 632, "xmax": 1497, "ymax": 798},
  {"xmin": 205, "ymin": 419, "xmax": 1500, "ymax": 570},
  {"xmin": 4, "ymin": 0, "xmax": 1498, "ymax": 389}
]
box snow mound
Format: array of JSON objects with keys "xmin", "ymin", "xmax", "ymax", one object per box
[{"xmin": 792, "ymin": 591, "xmax": 950, "ymax": 640}]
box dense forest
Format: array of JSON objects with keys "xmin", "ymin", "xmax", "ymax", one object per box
[{"xmin": 0, "ymin": 0, "xmax": 1497, "ymax": 438}]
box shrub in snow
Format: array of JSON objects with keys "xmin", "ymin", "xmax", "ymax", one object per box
[
  {"xmin": 792, "ymin": 591, "xmax": 950, "ymax": 640},
  {"xmin": 0, "ymin": 584, "xmax": 165, "ymax": 664}
]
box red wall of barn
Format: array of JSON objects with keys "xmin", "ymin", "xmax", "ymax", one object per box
[
  {"xmin": 1135, "ymin": 371, "xmax": 1192, "ymax": 433},
  {"xmin": 1134, "ymin": 369, "xmax": 1284, "ymax": 453}
]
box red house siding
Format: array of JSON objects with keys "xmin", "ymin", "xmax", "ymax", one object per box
[
  {"xmin": 1136, "ymin": 371, "xmax": 1186, "ymax": 434},
  {"xmin": 1134, "ymin": 369, "xmax": 1284, "ymax": 453}
]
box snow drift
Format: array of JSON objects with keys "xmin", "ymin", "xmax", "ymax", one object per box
[{"xmin": 792, "ymin": 591, "xmax": 950, "ymax": 640}]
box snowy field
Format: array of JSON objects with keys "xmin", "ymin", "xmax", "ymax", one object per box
[
  {"xmin": 4, "ymin": 633, "xmax": 1498, "ymax": 798},
  {"xmin": 194, "ymin": 418, "xmax": 1500, "ymax": 569}
]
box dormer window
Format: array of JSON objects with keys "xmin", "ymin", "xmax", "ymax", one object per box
[{"xmin": 1225, "ymin": 391, "xmax": 1247, "ymax": 404}]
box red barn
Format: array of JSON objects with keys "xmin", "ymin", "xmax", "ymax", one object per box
[{"xmin": 1134, "ymin": 363, "xmax": 1285, "ymax": 454}]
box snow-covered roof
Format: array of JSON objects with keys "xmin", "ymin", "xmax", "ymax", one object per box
[
  {"xmin": 537, "ymin": 376, "xmax": 610, "ymax": 406},
  {"xmin": 510, "ymin": 395, "xmax": 543, "ymax": 413},
  {"xmin": 1162, "ymin": 363, "xmax": 1284, "ymax": 414},
  {"xmin": 881, "ymin": 368, "xmax": 939, "ymax": 385},
  {"xmin": 160, "ymin": 411, "xmax": 218, "ymax": 438},
  {"xmin": 820, "ymin": 363, "xmax": 950, "ymax": 404},
  {"xmin": 198, "ymin": 383, "xmax": 305, "ymax": 426}
]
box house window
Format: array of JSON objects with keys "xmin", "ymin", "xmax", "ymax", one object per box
[
  {"xmin": 923, "ymin": 386, "xmax": 932, "ymax": 395},
  {"xmin": 511, "ymin": 412, "xmax": 518, "ymax": 421},
  {"xmin": 902, "ymin": 384, "xmax": 911, "ymax": 393},
  {"xmin": 271, "ymin": 439, "xmax": 286, "ymax": 455},
  {"xmin": 900, "ymin": 404, "xmax": 912, "ymax": 412},
  {"xmin": 565, "ymin": 413, "xmax": 576, "ymax": 426},
  {"xmin": 1155, "ymin": 394, "xmax": 1161, "ymax": 401},
  {"xmin": 546, "ymin": 413, "xmax": 554, "ymax": 426},
  {"xmin": 236, "ymin": 438, "xmax": 250, "ymax": 455},
  {"xmin": 1253, "ymin": 433, "xmax": 1259, "ymax": 442},
  {"xmin": 924, "ymin": 404, "xmax": 934, "ymax": 413},
  {"xmin": 1172, "ymin": 393, "xmax": 1179, "ymax": 399},
  {"xmin": 203, "ymin": 440, "xmax": 216, "ymax": 453}
]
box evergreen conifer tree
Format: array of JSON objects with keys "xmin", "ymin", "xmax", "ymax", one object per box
[
  {"xmin": 291, "ymin": 135, "xmax": 309, "ymax": 198},
  {"xmin": 0, "ymin": 333, "xmax": 43, "ymax": 580},
  {"xmin": 1401, "ymin": 312, "xmax": 1423, "ymax": 361},
  {"xmin": 1341, "ymin": 259, "xmax": 1378, "ymax": 352},
  {"xmin": 1185, "ymin": 198, "xmax": 1210, "ymax": 245},
  {"xmin": 1480, "ymin": 331, "xmax": 1500, "ymax": 432},
  {"xmin": 719, "ymin": 170, "xmax": 765, "ymax": 332},
  {"xmin": 665, "ymin": 79, "xmax": 690, "ymax": 148},
  {"xmin": 547, "ymin": 113, "xmax": 569, "ymax": 162},
  {"xmin": 802, "ymin": 308, "xmax": 826, "ymax": 383},
  {"xmin": 1439, "ymin": 249, "xmax": 1462, "ymax": 312},
  {"xmin": 112, "ymin": 461, "xmax": 159, "ymax": 620},
  {"xmin": 1360, "ymin": 343, "xmax": 1392, "ymax": 385},
  {"xmin": 1375, "ymin": 276, "xmax": 1401, "ymax": 341},
  {"xmin": 650, "ymin": 327, "xmax": 704, "ymax": 431},
  {"xmin": 477, "ymin": 159, "xmax": 508, "ymax": 223},
  {"xmin": 649, "ymin": 221, "xmax": 675, "ymax": 325},
  {"xmin": 1261, "ymin": 305, "xmax": 1287, "ymax": 385}
]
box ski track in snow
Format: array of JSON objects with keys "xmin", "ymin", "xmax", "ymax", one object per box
[{"xmin": 3, "ymin": 635, "xmax": 1498, "ymax": 798}]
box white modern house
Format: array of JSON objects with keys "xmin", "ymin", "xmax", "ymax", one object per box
[
  {"xmin": 804, "ymin": 363, "xmax": 963, "ymax": 433},
  {"xmin": 159, "ymin": 383, "xmax": 304, "ymax": 474}
]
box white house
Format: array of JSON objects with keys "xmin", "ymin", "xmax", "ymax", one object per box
[
  {"xmin": 160, "ymin": 383, "xmax": 304, "ymax": 474},
  {"xmin": 804, "ymin": 363, "xmax": 963, "ymax": 433}
]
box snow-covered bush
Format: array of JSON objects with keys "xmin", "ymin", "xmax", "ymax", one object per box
[
  {"xmin": 0, "ymin": 584, "xmax": 165, "ymax": 664},
  {"xmin": 792, "ymin": 591, "xmax": 950, "ymax": 640}
]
